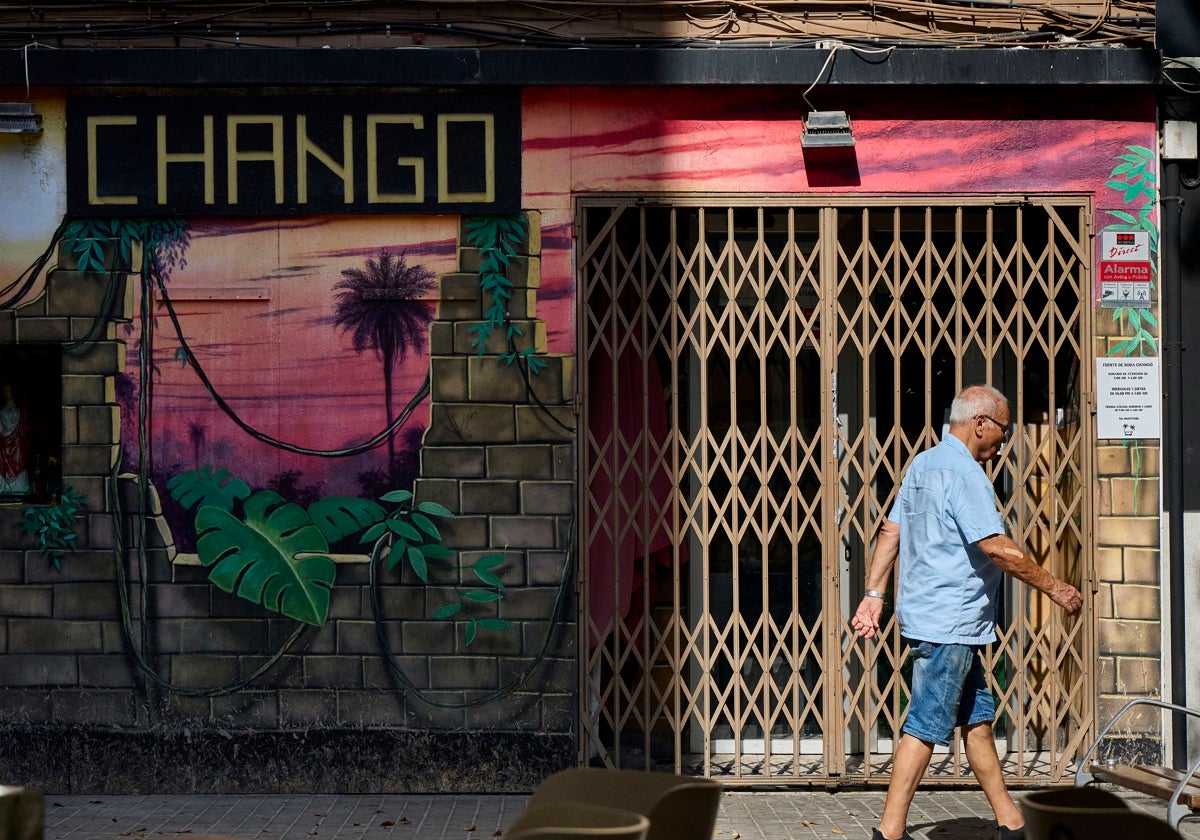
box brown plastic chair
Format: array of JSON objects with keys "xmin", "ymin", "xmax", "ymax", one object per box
[
  {"xmin": 506, "ymin": 802, "xmax": 650, "ymax": 840},
  {"xmin": 1020, "ymin": 787, "xmax": 1183, "ymax": 840},
  {"xmin": 525, "ymin": 768, "xmax": 723, "ymax": 840},
  {"xmin": 0, "ymin": 786, "xmax": 43, "ymax": 840}
]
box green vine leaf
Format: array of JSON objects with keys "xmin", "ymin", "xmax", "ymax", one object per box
[
  {"xmin": 434, "ymin": 602, "xmax": 462, "ymax": 619},
  {"xmin": 472, "ymin": 554, "xmax": 507, "ymax": 588},
  {"xmin": 21, "ymin": 485, "xmax": 88, "ymax": 569},
  {"xmin": 308, "ymin": 496, "xmax": 387, "ymax": 543},
  {"xmin": 361, "ymin": 521, "xmax": 387, "ymax": 544},
  {"xmin": 62, "ymin": 216, "xmax": 190, "ymax": 278},
  {"xmin": 410, "ymin": 511, "xmax": 441, "ymax": 540},
  {"xmin": 386, "ymin": 540, "xmax": 407, "ymax": 570},
  {"xmin": 408, "ymin": 545, "xmax": 429, "ymax": 582},
  {"xmin": 465, "ymin": 213, "xmax": 538, "ymax": 367},
  {"xmin": 167, "ymin": 467, "xmax": 251, "ymax": 512},
  {"xmin": 474, "ymin": 554, "xmax": 505, "ymax": 570},
  {"xmin": 360, "ymin": 487, "xmax": 515, "ymax": 643},
  {"xmin": 195, "ymin": 490, "xmax": 335, "ymax": 626},
  {"xmin": 387, "ymin": 518, "xmax": 422, "ymax": 542},
  {"xmin": 473, "ymin": 568, "xmax": 505, "ymax": 589},
  {"xmin": 417, "ymin": 500, "xmax": 454, "ymax": 518},
  {"xmin": 1102, "ymin": 146, "xmax": 1160, "ymax": 360},
  {"xmin": 418, "ymin": 542, "xmax": 454, "ymax": 560}
]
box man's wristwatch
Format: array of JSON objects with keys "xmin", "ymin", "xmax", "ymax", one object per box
[{"xmin": 865, "ymin": 590, "xmax": 886, "ymax": 599}]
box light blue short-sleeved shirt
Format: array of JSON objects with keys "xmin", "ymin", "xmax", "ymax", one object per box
[{"xmin": 886, "ymin": 434, "xmax": 1007, "ymax": 645}]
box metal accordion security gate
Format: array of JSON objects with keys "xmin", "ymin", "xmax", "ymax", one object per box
[{"xmin": 578, "ymin": 197, "xmax": 1094, "ymax": 785}]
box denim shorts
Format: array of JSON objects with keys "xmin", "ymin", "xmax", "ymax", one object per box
[{"xmin": 901, "ymin": 639, "xmax": 996, "ymax": 746}]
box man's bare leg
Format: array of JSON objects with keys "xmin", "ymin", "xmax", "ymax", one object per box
[
  {"xmin": 962, "ymin": 721, "xmax": 1023, "ymax": 829},
  {"xmin": 878, "ymin": 733, "xmax": 934, "ymax": 839}
]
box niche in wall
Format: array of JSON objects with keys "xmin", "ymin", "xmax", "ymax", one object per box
[{"xmin": 0, "ymin": 344, "xmax": 62, "ymax": 504}]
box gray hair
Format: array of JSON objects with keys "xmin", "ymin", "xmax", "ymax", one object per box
[{"xmin": 948, "ymin": 384, "xmax": 1008, "ymax": 425}]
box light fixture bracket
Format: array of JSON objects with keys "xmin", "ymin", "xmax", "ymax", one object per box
[
  {"xmin": 0, "ymin": 103, "xmax": 43, "ymax": 134},
  {"xmin": 801, "ymin": 110, "xmax": 854, "ymax": 148}
]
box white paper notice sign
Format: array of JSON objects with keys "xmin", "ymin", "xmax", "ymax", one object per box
[{"xmin": 1095, "ymin": 357, "xmax": 1161, "ymax": 439}]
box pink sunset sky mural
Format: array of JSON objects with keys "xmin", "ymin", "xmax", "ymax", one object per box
[
  {"xmin": 0, "ymin": 88, "xmax": 1154, "ymax": 512},
  {"xmin": 122, "ymin": 215, "xmax": 573, "ymax": 501}
]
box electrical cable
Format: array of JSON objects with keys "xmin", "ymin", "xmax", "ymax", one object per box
[
  {"xmin": 108, "ymin": 248, "xmax": 310, "ymax": 699},
  {"xmin": 508, "ymin": 337, "xmax": 576, "ymax": 434},
  {"xmin": 0, "ymin": 0, "xmax": 1153, "ymax": 49},
  {"xmin": 107, "ymin": 455, "xmax": 310, "ymax": 698},
  {"xmin": 368, "ymin": 514, "xmax": 576, "ymax": 709},
  {"xmin": 28, "ymin": 210, "xmax": 574, "ymax": 708},
  {"xmin": 802, "ymin": 43, "xmax": 840, "ymax": 112},
  {"xmin": 1163, "ymin": 58, "xmax": 1200, "ymax": 97},
  {"xmin": 153, "ymin": 267, "xmax": 429, "ymax": 458},
  {"xmin": 0, "ymin": 218, "xmax": 68, "ymax": 311},
  {"xmin": 62, "ymin": 271, "xmax": 119, "ymax": 351}
]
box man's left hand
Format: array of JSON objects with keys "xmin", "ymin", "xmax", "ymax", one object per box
[{"xmin": 851, "ymin": 597, "xmax": 884, "ymax": 638}]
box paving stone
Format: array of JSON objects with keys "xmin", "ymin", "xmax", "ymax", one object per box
[{"xmin": 33, "ymin": 789, "xmax": 1200, "ymax": 840}]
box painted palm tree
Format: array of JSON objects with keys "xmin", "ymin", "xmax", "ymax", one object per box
[
  {"xmin": 333, "ymin": 250, "xmax": 436, "ymax": 469},
  {"xmin": 186, "ymin": 419, "xmax": 207, "ymax": 470}
]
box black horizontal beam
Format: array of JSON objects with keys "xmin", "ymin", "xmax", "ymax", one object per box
[{"xmin": 0, "ymin": 46, "xmax": 1160, "ymax": 88}]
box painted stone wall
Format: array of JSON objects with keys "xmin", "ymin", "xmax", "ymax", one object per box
[
  {"xmin": 0, "ymin": 84, "xmax": 1164, "ymax": 789},
  {"xmin": 0, "ymin": 213, "xmax": 577, "ymax": 792}
]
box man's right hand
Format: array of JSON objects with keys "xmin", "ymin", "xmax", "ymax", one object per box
[
  {"xmin": 851, "ymin": 596, "xmax": 884, "ymax": 638},
  {"xmin": 1049, "ymin": 580, "xmax": 1083, "ymax": 615}
]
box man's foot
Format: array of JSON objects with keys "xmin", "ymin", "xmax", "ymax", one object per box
[
  {"xmin": 871, "ymin": 828, "xmax": 914, "ymax": 840},
  {"xmin": 996, "ymin": 825, "xmax": 1025, "ymax": 840}
]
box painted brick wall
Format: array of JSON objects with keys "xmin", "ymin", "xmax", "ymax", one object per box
[
  {"xmin": 1092, "ymin": 298, "xmax": 1164, "ymax": 759},
  {"xmin": 0, "ymin": 214, "xmax": 579, "ymax": 791}
]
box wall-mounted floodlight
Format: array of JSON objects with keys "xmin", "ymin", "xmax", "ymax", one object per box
[
  {"xmin": 0, "ymin": 103, "xmax": 43, "ymax": 134},
  {"xmin": 801, "ymin": 110, "xmax": 854, "ymax": 148}
]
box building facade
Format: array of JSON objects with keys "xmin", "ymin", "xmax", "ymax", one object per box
[{"xmin": 1, "ymin": 0, "xmax": 1196, "ymax": 793}]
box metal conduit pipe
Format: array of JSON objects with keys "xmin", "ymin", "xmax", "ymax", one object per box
[{"xmin": 1161, "ymin": 158, "xmax": 1187, "ymax": 764}]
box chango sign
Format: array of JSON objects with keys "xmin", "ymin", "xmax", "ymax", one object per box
[{"xmin": 66, "ymin": 93, "xmax": 521, "ymax": 215}]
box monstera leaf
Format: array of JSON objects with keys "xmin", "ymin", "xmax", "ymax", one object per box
[
  {"xmin": 195, "ymin": 490, "xmax": 335, "ymax": 626},
  {"xmin": 168, "ymin": 467, "xmax": 252, "ymax": 512},
  {"xmin": 307, "ymin": 496, "xmax": 387, "ymax": 544}
]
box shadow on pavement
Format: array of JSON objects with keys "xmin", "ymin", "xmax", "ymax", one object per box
[{"xmin": 908, "ymin": 815, "xmax": 998, "ymax": 838}]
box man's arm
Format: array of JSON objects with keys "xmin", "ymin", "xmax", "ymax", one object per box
[
  {"xmin": 851, "ymin": 519, "xmax": 900, "ymax": 639},
  {"xmin": 976, "ymin": 533, "xmax": 1083, "ymax": 615}
]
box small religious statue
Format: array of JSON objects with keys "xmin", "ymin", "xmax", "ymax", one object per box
[{"xmin": 0, "ymin": 383, "xmax": 31, "ymax": 495}]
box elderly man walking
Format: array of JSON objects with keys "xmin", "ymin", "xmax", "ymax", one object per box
[{"xmin": 851, "ymin": 384, "xmax": 1083, "ymax": 840}]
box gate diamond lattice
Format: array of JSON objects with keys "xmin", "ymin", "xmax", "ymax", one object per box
[{"xmin": 579, "ymin": 198, "xmax": 1093, "ymax": 784}]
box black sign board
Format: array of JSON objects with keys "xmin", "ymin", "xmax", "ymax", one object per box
[{"xmin": 66, "ymin": 93, "xmax": 521, "ymax": 216}]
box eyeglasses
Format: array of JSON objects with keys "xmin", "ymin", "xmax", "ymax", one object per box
[{"xmin": 981, "ymin": 415, "xmax": 1012, "ymax": 439}]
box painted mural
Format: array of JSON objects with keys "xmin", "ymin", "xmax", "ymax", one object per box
[
  {"xmin": 102, "ymin": 215, "xmax": 549, "ymax": 630},
  {"xmin": 126, "ymin": 217, "xmax": 452, "ymax": 505},
  {"xmin": 517, "ymin": 87, "xmax": 1159, "ymax": 644},
  {"xmin": 2, "ymin": 86, "xmax": 1157, "ymax": 638},
  {"xmin": 520, "ymin": 86, "xmax": 1158, "ymax": 359}
]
